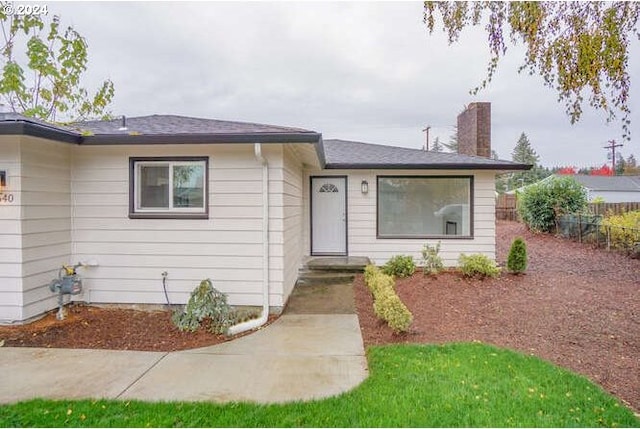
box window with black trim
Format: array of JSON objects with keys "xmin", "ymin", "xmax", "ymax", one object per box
[
  {"xmin": 377, "ymin": 176, "xmax": 473, "ymax": 238},
  {"xmin": 129, "ymin": 157, "xmax": 208, "ymax": 219}
]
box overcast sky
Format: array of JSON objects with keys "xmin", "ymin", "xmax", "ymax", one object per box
[{"xmin": 48, "ymin": 1, "xmax": 639, "ymax": 168}]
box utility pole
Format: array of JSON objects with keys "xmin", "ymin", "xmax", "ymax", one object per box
[
  {"xmin": 603, "ymin": 139, "xmax": 623, "ymax": 174},
  {"xmin": 422, "ymin": 125, "xmax": 431, "ymax": 151}
]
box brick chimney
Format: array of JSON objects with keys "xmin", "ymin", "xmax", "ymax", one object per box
[{"xmin": 457, "ymin": 102, "xmax": 491, "ymax": 158}]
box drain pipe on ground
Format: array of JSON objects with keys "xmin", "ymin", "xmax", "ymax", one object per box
[{"xmin": 228, "ymin": 143, "xmax": 270, "ymax": 336}]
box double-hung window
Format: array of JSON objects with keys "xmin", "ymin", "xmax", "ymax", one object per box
[
  {"xmin": 377, "ymin": 176, "xmax": 473, "ymax": 238},
  {"xmin": 129, "ymin": 157, "xmax": 208, "ymax": 219}
]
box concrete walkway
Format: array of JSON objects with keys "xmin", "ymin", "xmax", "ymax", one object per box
[{"xmin": 0, "ymin": 284, "xmax": 368, "ymax": 404}]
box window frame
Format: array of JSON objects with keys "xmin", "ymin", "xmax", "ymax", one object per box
[
  {"xmin": 129, "ymin": 156, "xmax": 209, "ymax": 219},
  {"xmin": 376, "ymin": 175, "xmax": 474, "ymax": 239}
]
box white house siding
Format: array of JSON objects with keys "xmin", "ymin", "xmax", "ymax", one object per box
[
  {"xmin": 0, "ymin": 136, "xmax": 23, "ymax": 322},
  {"xmin": 303, "ymin": 169, "xmax": 496, "ymax": 266},
  {"xmin": 281, "ymin": 146, "xmax": 305, "ymax": 303},
  {"xmin": 70, "ymin": 143, "xmax": 290, "ymax": 311},
  {"xmin": 0, "ymin": 136, "xmax": 72, "ymax": 323}
]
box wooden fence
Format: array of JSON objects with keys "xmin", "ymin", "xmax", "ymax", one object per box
[
  {"xmin": 494, "ymin": 198, "xmax": 640, "ymax": 221},
  {"xmin": 496, "ymin": 194, "xmax": 518, "ymax": 221},
  {"xmin": 588, "ymin": 202, "xmax": 640, "ymax": 215}
]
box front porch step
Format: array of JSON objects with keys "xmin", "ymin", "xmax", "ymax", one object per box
[
  {"xmin": 295, "ymin": 256, "xmax": 370, "ymax": 287},
  {"xmin": 295, "ymin": 271, "xmax": 355, "ymax": 287},
  {"xmin": 305, "ymin": 256, "xmax": 371, "ymax": 272}
]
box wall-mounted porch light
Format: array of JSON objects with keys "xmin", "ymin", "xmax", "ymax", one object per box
[
  {"xmin": 361, "ymin": 179, "xmax": 369, "ymax": 194},
  {"xmin": 0, "ymin": 170, "xmax": 6, "ymax": 189}
]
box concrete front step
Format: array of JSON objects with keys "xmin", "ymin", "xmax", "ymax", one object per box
[
  {"xmin": 296, "ymin": 271, "xmax": 355, "ymax": 287},
  {"xmin": 305, "ymin": 256, "xmax": 370, "ymax": 273}
]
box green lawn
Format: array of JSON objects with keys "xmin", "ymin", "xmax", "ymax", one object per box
[{"xmin": 1, "ymin": 343, "xmax": 637, "ymax": 427}]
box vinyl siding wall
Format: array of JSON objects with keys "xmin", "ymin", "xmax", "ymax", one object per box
[
  {"xmin": 281, "ymin": 146, "xmax": 305, "ymax": 302},
  {"xmin": 0, "ymin": 136, "xmax": 72, "ymax": 323},
  {"xmin": 0, "ymin": 136, "xmax": 23, "ymax": 322},
  {"xmin": 71, "ymin": 143, "xmax": 291, "ymax": 310},
  {"xmin": 303, "ymin": 169, "xmax": 496, "ymax": 266}
]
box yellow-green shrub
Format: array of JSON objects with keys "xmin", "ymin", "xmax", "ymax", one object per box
[
  {"xmin": 600, "ymin": 210, "xmax": 640, "ymax": 250},
  {"xmin": 363, "ymin": 264, "xmax": 379, "ymax": 290},
  {"xmin": 363, "ymin": 264, "xmax": 413, "ymax": 333},
  {"xmin": 373, "ymin": 288, "xmax": 413, "ymax": 333}
]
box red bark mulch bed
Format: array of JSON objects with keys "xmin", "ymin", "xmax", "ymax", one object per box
[
  {"xmin": 0, "ymin": 306, "xmax": 276, "ymax": 352},
  {"xmin": 355, "ymin": 221, "xmax": 639, "ymax": 412}
]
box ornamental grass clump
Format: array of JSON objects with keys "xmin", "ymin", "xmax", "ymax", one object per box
[
  {"xmin": 363, "ymin": 265, "xmax": 413, "ymax": 333},
  {"xmin": 458, "ymin": 253, "xmax": 501, "ymax": 279},
  {"xmin": 506, "ymin": 237, "xmax": 528, "ymax": 274}
]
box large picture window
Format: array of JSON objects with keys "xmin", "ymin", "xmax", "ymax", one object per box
[
  {"xmin": 377, "ymin": 176, "xmax": 473, "ymax": 238},
  {"xmin": 129, "ymin": 157, "xmax": 208, "ymax": 219}
]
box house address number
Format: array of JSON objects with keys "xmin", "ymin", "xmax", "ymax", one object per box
[{"xmin": 0, "ymin": 193, "xmax": 15, "ymax": 203}]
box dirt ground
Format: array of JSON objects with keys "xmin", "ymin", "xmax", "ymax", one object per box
[
  {"xmin": 0, "ymin": 221, "xmax": 637, "ymax": 411},
  {"xmin": 355, "ymin": 221, "xmax": 639, "ymax": 412}
]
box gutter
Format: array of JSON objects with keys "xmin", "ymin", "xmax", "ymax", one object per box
[{"xmin": 227, "ymin": 143, "xmax": 270, "ymax": 335}]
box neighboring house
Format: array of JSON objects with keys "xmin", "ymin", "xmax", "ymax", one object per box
[
  {"xmin": 0, "ymin": 102, "xmax": 529, "ymax": 323},
  {"xmin": 507, "ymin": 174, "xmax": 640, "ymax": 203},
  {"xmin": 568, "ymin": 175, "xmax": 640, "ymax": 203}
]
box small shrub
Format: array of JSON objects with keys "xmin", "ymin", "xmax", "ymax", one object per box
[
  {"xmin": 172, "ymin": 278, "xmax": 246, "ymax": 334},
  {"xmin": 506, "ymin": 237, "xmax": 528, "ymax": 274},
  {"xmin": 600, "ymin": 210, "xmax": 640, "ymax": 250},
  {"xmin": 458, "ymin": 254, "xmax": 501, "ymax": 279},
  {"xmin": 421, "ymin": 242, "xmax": 444, "ymax": 276},
  {"xmin": 382, "ymin": 255, "xmax": 416, "ymax": 278}
]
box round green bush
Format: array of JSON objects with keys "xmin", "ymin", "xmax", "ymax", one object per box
[
  {"xmin": 382, "ymin": 255, "xmax": 416, "ymax": 278},
  {"xmin": 518, "ymin": 176, "xmax": 587, "ymax": 233}
]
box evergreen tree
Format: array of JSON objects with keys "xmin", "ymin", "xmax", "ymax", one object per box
[
  {"xmin": 624, "ymin": 154, "xmax": 640, "ymax": 175},
  {"xmin": 430, "ymin": 136, "xmax": 444, "ymax": 152},
  {"xmin": 443, "ymin": 125, "xmax": 458, "ymax": 152},
  {"xmin": 508, "ymin": 132, "xmax": 549, "ymax": 190},
  {"xmin": 511, "ymin": 132, "xmax": 540, "ymax": 165},
  {"xmin": 615, "ymin": 154, "xmax": 626, "ymax": 175},
  {"xmin": 507, "ymin": 237, "xmax": 528, "ymax": 274}
]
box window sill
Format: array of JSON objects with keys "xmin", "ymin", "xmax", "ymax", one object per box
[
  {"xmin": 376, "ymin": 235, "xmax": 474, "ymax": 240},
  {"xmin": 129, "ymin": 212, "xmax": 209, "ymax": 220}
]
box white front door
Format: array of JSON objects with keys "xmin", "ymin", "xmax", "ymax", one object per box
[{"xmin": 311, "ymin": 176, "xmax": 347, "ymax": 255}]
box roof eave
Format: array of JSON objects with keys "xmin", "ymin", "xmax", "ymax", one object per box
[
  {"xmin": 0, "ymin": 120, "xmax": 81, "ymax": 144},
  {"xmin": 324, "ymin": 162, "xmax": 532, "ymax": 171}
]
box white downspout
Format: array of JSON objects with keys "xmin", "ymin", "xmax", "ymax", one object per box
[{"xmin": 228, "ymin": 143, "xmax": 270, "ymax": 335}]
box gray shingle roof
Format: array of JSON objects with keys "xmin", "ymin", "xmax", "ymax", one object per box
[
  {"xmin": 566, "ymin": 174, "xmax": 640, "ymax": 192},
  {"xmin": 73, "ymin": 114, "xmax": 315, "ymax": 135},
  {"xmin": 0, "ymin": 114, "xmax": 531, "ymax": 171},
  {"xmin": 322, "ymin": 139, "xmax": 531, "ymax": 170},
  {"xmin": 0, "ymin": 113, "xmax": 321, "ymax": 145}
]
